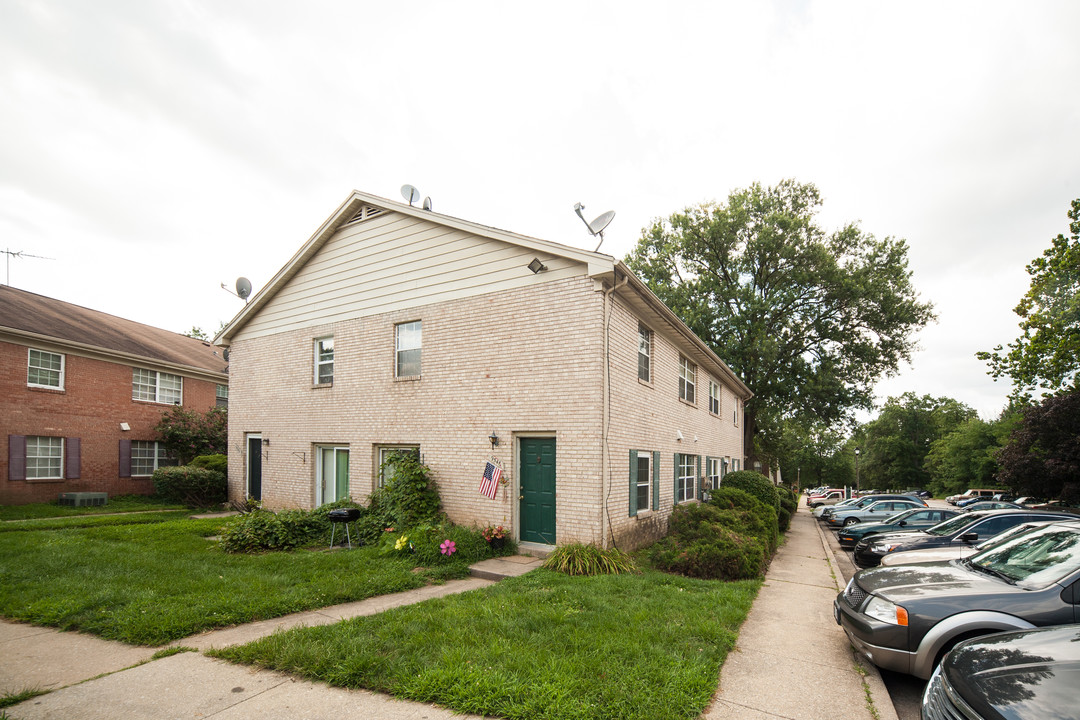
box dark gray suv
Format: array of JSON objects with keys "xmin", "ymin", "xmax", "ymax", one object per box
[{"xmin": 834, "ymin": 519, "xmax": 1080, "ymax": 679}]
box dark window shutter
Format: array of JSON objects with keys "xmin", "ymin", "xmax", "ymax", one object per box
[
  {"xmin": 629, "ymin": 450, "xmax": 638, "ymax": 517},
  {"xmin": 9, "ymin": 435, "xmax": 26, "ymax": 481},
  {"xmin": 652, "ymin": 451, "xmax": 660, "ymax": 511},
  {"xmin": 696, "ymin": 455, "xmax": 702, "ymax": 500},
  {"xmin": 65, "ymin": 438, "xmax": 81, "ymax": 479},
  {"xmin": 674, "ymin": 453, "xmax": 680, "ymax": 504},
  {"xmin": 119, "ymin": 439, "xmax": 132, "ymax": 478}
]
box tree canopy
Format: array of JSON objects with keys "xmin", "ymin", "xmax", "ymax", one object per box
[
  {"xmin": 978, "ymin": 198, "xmax": 1080, "ymax": 401},
  {"xmin": 625, "ymin": 180, "xmax": 934, "ymax": 459},
  {"xmin": 997, "ymin": 388, "xmax": 1080, "ymax": 502},
  {"xmin": 154, "ymin": 405, "xmax": 227, "ymax": 465}
]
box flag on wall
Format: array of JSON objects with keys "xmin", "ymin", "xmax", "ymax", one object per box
[{"xmin": 479, "ymin": 460, "xmax": 502, "ymax": 499}]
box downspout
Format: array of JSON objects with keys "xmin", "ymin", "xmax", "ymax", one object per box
[{"xmin": 602, "ymin": 271, "xmax": 629, "ymax": 548}]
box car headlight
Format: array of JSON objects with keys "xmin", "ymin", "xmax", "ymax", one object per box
[
  {"xmin": 870, "ymin": 541, "xmax": 904, "ymax": 554},
  {"xmin": 863, "ymin": 595, "xmax": 908, "ymax": 626}
]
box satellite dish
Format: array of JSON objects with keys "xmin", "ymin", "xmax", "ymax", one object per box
[
  {"xmin": 422, "ymin": 196, "xmax": 432, "ymax": 211},
  {"xmin": 401, "ymin": 184, "xmax": 421, "ymax": 205},
  {"xmin": 235, "ymin": 277, "xmax": 252, "ymax": 300},
  {"xmin": 573, "ymin": 202, "xmax": 616, "ymax": 252}
]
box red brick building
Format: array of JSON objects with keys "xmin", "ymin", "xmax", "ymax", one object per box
[{"xmin": 1, "ymin": 286, "xmax": 229, "ymax": 505}]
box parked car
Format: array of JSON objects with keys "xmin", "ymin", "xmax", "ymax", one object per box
[
  {"xmin": 923, "ymin": 624, "xmax": 1080, "ymax": 720},
  {"xmin": 826, "ymin": 499, "xmax": 927, "ymax": 528},
  {"xmin": 946, "ymin": 488, "xmax": 1000, "ymax": 506},
  {"xmin": 852, "ymin": 509, "xmax": 1077, "ymax": 568},
  {"xmin": 1030, "ymin": 499, "xmax": 1080, "ymax": 515},
  {"xmin": 836, "ymin": 507, "xmax": 958, "ymax": 548},
  {"xmin": 1013, "ymin": 496, "xmax": 1044, "ymax": 507},
  {"xmin": 813, "ymin": 496, "xmax": 860, "ymax": 519},
  {"xmin": 914, "ymin": 490, "xmax": 932, "ymax": 499},
  {"xmin": 820, "ymin": 494, "xmax": 927, "ymax": 523},
  {"xmin": 879, "ymin": 520, "xmax": 1057, "ymax": 567},
  {"xmin": 960, "ymin": 501, "xmax": 1022, "ymax": 513},
  {"xmin": 834, "ymin": 519, "xmax": 1080, "ymax": 679},
  {"xmin": 807, "ymin": 489, "xmax": 847, "ymax": 508}
]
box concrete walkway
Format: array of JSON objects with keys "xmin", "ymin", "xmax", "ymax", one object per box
[
  {"xmin": 3, "ymin": 515, "xmax": 893, "ymax": 719},
  {"xmin": 704, "ymin": 504, "xmax": 899, "ymax": 720}
]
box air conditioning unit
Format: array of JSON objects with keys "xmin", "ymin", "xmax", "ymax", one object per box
[{"xmin": 58, "ymin": 492, "xmax": 108, "ymax": 507}]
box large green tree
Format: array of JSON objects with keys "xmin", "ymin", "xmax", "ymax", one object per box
[
  {"xmin": 858, "ymin": 393, "xmax": 976, "ymax": 491},
  {"xmin": 997, "ymin": 388, "xmax": 1080, "ymax": 503},
  {"xmin": 924, "ymin": 411, "xmax": 1017, "ymax": 497},
  {"xmin": 626, "ymin": 180, "xmax": 934, "ymax": 460},
  {"xmin": 978, "ymin": 199, "xmax": 1080, "ymax": 400}
]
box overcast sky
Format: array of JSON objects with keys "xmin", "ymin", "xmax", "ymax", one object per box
[{"xmin": 2, "ymin": 1, "xmax": 1078, "ymax": 421}]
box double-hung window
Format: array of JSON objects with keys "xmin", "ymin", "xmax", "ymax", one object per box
[
  {"xmin": 216, "ymin": 384, "xmax": 228, "ymax": 407},
  {"xmin": 629, "ymin": 450, "xmax": 658, "ymax": 516},
  {"xmin": 709, "ymin": 381, "xmax": 720, "ymax": 415},
  {"xmin": 637, "ymin": 324, "xmax": 652, "ymax": 382},
  {"xmin": 314, "ymin": 337, "xmax": 334, "ymax": 385},
  {"xmin": 130, "ymin": 441, "xmax": 176, "ymax": 477},
  {"xmin": 706, "ymin": 457, "xmax": 721, "ymax": 491},
  {"xmin": 395, "ymin": 321, "xmax": 422, "ymax": 377},
  {"xmin": 675, "ymin": 453, "xmax": 697, "ymax": 503},
  {"xmin": 28, "ymin": 349, "xmax": 65, "ymax": 389},
  {"xmin": 679, "ymin": 356, "xmax": 696, "ymax": 404},
  {"xmin": 132, "ymin": 368, "xmax": 182, "ymax": 404},
  {"xmin": 377, "ymin": 445, "xmax": 421, "ymax": 488},
  {"xmin": 26, "ymin": 436, "xmax": 63, "ymax": 479}
]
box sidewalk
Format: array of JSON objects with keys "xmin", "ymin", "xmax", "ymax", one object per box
[
  {"xmin": 2, "ymin": 515, "xmax": 893, "ymax": 719},
  {"xmin": 704, "ymin": 503, "xmax": 899, "ymax": 720}
]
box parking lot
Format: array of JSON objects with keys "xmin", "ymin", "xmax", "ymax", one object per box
[{"xmin": 818, "ymin": 498, "xmax": 955, "ymax": 720}]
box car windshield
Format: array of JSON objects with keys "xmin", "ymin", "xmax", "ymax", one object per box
[
  {"xmin": 886, "ymin": 509, "xmax": 920, "ymax": 523},
  {"xmin": 966, "ymin": 523, "xmax": 1080, "ymax": 588},
  {"xmin": 926, "ymin": 512, "xmax": 987, "ymax": 536}
]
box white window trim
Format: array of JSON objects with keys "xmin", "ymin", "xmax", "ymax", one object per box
[
  {"xmin": 709, "ymin": 381, "xmax": 720, "ymax": 415},
  {"xmin": 316, "ymin": 444, "xmax": 350, "ymax": 506},
  {"xmin": 131, "ymin": 441, "xmax": 176, "ymax": 477},
  {"xmin": 27, "ymin": 348, "xmax": 65, "ymax": 390},
  {"xmin": 26, "ymin": 436, "xmax": 64, "ymax": 480},
  {"xmin": 395, "ymin": 321, "xmax": 422, "ymax": 378},
  {"xmin": 376, "ymin": 445, "xmax": 421, "ymax": 488},
  {"xmin": 679, "ymin": 356, "xmax": 696, "ymax": 404},
  {"xmin": 132, "ymin": 368, "xmax": 183, "ymax": 405},
  {"xmin": 637, "ymin": 324, "xmax": 652, "ymax": 383},
  {"xmin": 635, "ymin": 452, "xmax": 651, "ymax": 513},
  {"xmin": 676, "ymin": 453, "xmax": 696, "ymax": 503},
  {"xmin": 314, "ymin": 337, "xmax": 334, "ymax": 386}
]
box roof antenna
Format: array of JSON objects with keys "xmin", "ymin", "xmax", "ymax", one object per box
[
  {"xmin": 221, "ymin": 277, "xmax": 251, "ymax": 304},
  {"xmin": 573, "ymin": 203, "xmax": 615, "ymax": 252},
  {"xmin": 2, "ymin": 248, "xmax": 54, "ymax": 285},
  {"xmin": 401, "ymin": 184, "xmax": 421, "ymax": 206}
]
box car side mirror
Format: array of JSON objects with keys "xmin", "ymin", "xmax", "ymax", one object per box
[
  {"xmin": 898, "ymin": 521, "xmax": 907, "ymax": 526},
  {"xmin": 960, "ymin": 532, "xmax": 978, "ymax": 543}
]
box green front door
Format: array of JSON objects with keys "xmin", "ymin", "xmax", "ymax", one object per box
[{"xmin": 520, "ymin": 437, "xmax": 556, "ymax": 544}]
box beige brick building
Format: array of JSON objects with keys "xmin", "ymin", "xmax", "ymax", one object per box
[{"xmin": 216, "ymin": 191, "xmax": 751, "ymax": 551}]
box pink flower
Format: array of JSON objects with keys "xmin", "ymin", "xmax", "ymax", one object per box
[{"xmin": 440, "ymin": 539, "xmax": 456, "ymax": 556}]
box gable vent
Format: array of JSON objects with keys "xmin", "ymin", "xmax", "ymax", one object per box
[{"xmin": 346, "ymin": 205, "xmax": 385, "ymax": 224}]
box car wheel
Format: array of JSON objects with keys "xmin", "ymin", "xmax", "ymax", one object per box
[{"xmin": 843, "ymin": 517, "xmax": 859, "ymax": 526}]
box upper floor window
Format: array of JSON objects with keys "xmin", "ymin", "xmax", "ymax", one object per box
[
  {"xmin": 131, "ymin": 441, "xmax": 177, "ymax": 477},
  {"xmin": 27, "ymin": 349, "xmax": 65, "ymax": 389},
  {"xmin": 734, "ymin": 396, "xmax": 741, "ymax": 426},
  {"xmin": 679, "ymin": 356, "xmax": 696, "ymax": 404},
  {"xmin": 637, "ymin": 325, "xmax": 652, "ymax": 382},
  {"xmin": 709, "ymin": 381, "xmax": 720, "ymax": 415},
  {"xmin": 132, "ymin": 368, "xmax": 182, "ymax": 404},
  {"xmin": 395, "ymin": 321, "xmax": 422, "ymax": 377},
  {"xmin": 26, "ymin": 436, "xmax": 64, "ymax": 479},
  {"xmin": 314, "ymin": 337, "xmax": 334, "ymax": 385},
  {"xmin": 216, "ymin": 384, "xmax": 228, "ymax": 407}
]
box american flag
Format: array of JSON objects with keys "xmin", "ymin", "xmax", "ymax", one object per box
[{"xmin": 479, "ymin": 461, "xmax": 502, "ymax": 499}]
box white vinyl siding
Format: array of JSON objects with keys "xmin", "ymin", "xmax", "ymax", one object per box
[
  {"xmin": 236, "ymin": 212, "xmax": 595, "ymax": 341},
  {"xmin": 27, "ymin": 349, "xmax": 64, "ymax": 389},
  {"xmin": 132, "ymin": 368, "xmax": 182, "ymax": 404}
]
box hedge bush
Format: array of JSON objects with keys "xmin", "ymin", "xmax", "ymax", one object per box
[
  {"xmin": 356, "ymin": 454, "xmax": 442, "ymax": 543},
  {"xmin": 708, "ymin": 487, "xmax": 779, "ymax": 552},
  {"xmin": 218, "ymin": 509, "xmax": 326, "ymax": 553},
  {"xmin": 722, "ymin": 470, "xmax": 780, "ymax": 510},
  {"xmin": 190, "ymin": 454, "xmax": 228, "ymax": 475},
  {"xmin": 647, "ymin": 503, "xmax": 766, "ymax": 580},
  {"xmin": 152, "ymin": 466, "xmax": 226, "ymax": 507}
]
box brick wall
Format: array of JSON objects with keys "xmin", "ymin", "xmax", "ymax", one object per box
[
  {"xmin": 227, "ymin": 274, "xmax": 747, "ymax": 550},
  {"xmin": 1, "ymin": 341, "xmax": 223, "ymax": 504}
]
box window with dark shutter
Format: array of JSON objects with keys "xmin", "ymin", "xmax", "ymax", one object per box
[
  {"xmin": 65, "ymin": 438, "xmax": 80, "ymax": 479},
  {"xmin": 119, "ymin": 439, "xmax": 132, "ymax": 478}
]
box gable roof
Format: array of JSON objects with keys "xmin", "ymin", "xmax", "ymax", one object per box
[
  {"xmin": 216, "ymin": 190, "xmax": 750, "ymax": 398},
  {"xmin": 0, "ymin": 285, "xmax": 228, "ymax": 379}
]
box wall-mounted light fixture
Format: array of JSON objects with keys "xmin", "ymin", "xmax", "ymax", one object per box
[
  {"xmin": 528, "ymin": 258, "xmax": 547, "ymax": 274},
  {"xmin": 262, "ymin": 438, "xmax": 271, "ymax": 446},
  {"xmin": 488, "ymin": 431, "xmax": 500, "ymax": 449},
  {"xmin": 119, "ymin": 422, "xmax": 130, "ymax": 432},
  {"xmin": 676, "ymin": 430, "xmax": 684, "ymax": 442}
]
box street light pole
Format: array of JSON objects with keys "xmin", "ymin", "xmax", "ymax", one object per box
[{"xmin": 855, "ymin": 448, "xmax": 861, "ymax": 493}]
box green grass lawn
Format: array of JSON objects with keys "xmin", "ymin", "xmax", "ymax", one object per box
[
  {"xmin": 0, "ymin": 495, "xmax": 186, "ymax": 521},
  {"xmin": 212, "ymin": 569, "xmax": 762, "ymax": 720},
  {"xmin": 0, "ymin": 515, "xmax": 472, "ymax": 645}
]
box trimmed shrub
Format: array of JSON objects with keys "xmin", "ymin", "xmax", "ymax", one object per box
[
  {"xmin": 542, "ymin": 543, "xmax": 637, "ymax": 576},
  {"xmin": 218, "ymin": 508, "xmax": 326, "ymax": 553},
  {"xmin": 648, "ymin": 527, "xmax": 766, "ymax": 580},
  {"xmin": 152, "ymin": 466, "xmax": 226, "ymax": 507},
  {"xmin": 190, "ymin": 454, "xmax": 228, "ymax": 475},
  {"xmin": 722, "ymin": 470, "xmax": 780, "ymax": 510},
  {"xmin": 708, "ymin": 487, "xmax": 779, "ymax": 551},
  {"xmin": 778, "ymin": 506, "xmax": 792, "ymax": 532}
]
